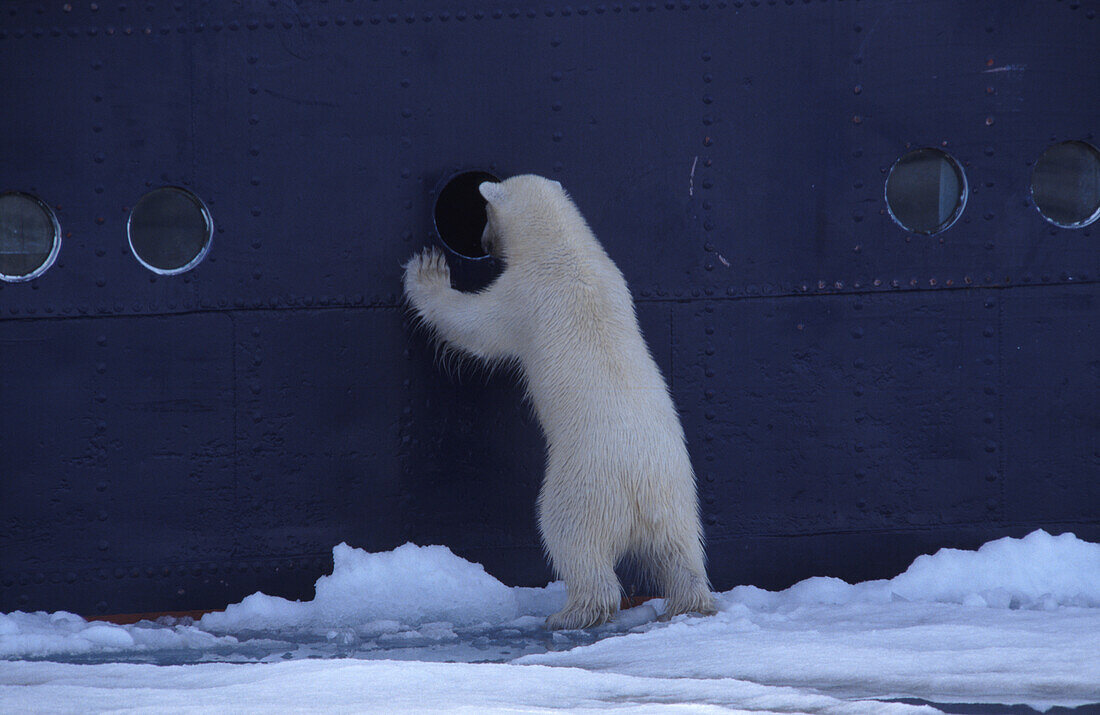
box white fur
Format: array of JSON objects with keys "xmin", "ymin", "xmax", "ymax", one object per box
[{"xmin": 403, "ymin": 174, "xmax": 716, "ymax": 629}]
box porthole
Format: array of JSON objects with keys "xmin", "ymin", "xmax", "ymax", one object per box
[
  {"xmin": 0, "ymin": 191, "xmax": 62, "ymax": 283},
  {"xmin": 1030, "ymin": 140, "xmax": 1100, "ymax": 228},
  {"xmin": 127, "ymin": 187, "xmax": 213, "ymax": 274},
  {"xmin": 433, "ymin": 170, "xmax": 500, "ymax": 259},
  {"xmin": 885, "ymin": 148, "xmax": 968, "ymax": 235}
]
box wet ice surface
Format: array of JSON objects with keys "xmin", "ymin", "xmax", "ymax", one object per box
[{"xmin": 3, "ymin": 531, "xmax": 1100, "ymax": 713}]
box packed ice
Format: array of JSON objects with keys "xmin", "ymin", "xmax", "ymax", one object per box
[{"xmin": 3, "ymin": 529, "xmax": 1099, "ymax": 712}]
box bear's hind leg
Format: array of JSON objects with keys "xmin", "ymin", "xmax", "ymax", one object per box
[
  {"xmin": 649, "ymin": 533, "xmax": 717, "ymax": 620},
  {"xmin": 545, "ymin": 556, "xmax": 621, "ymax": 630},
  {"xmin": 539, "ymin": 497, "xmax": 624, "ymax": 630}
]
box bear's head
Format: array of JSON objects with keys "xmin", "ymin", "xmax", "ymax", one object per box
[{"xmin": 478, "ymin": 174, "xmax": 573, "ymax": 260}]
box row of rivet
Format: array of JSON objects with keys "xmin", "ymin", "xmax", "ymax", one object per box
[
  {"xmin": 6, "ymin": 0, "xmax": 1091, "ymax": 19},
  {"xmin": 698, "ymin": 48, "xmax": 718, "ymax": 527},
  {"xmin": 979, "ymin": 63, "xmax": 1005, "ymax": 516},
  {"xmin": 243, "ymin": 37, "xmax": 265, "ymax": 468},
  {"xmin": 2, "ymin": 2, "xmax": 733, "ymax": 38},
  {"xmin": 985, "ymin": 295, "xmax": 1004, "ymax": 515},
  {"xmin": 90, "ymin": 39, "xmax": 111, "ymax": 556},
  {"xmin": 2, "ymin": 267, "xmax": 1093, "ymax": 315},
  {"xmin": 3, "ymin": 0, "xmax": 1095, "ymax": 37},
  {"xmin": 1, "ymin": 273, "xmax": 1093, "ymax": 316}
]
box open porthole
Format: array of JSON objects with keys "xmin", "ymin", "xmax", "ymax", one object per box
[
  {"xmin": 127, "ymin": 186, "xmax": 213, "ymax": 274},
  {"xmin": 1030, "ymin": 140, "xmax": 1100, "ymax": 228},
  {"xmin": 433, "ymin": 170, "xmax": 500, "ymax": 260},
  {"xmin": 0, "ymin": 191, "xmax": 62, "ymax": 283},
  {"xmin": 885, "ymin": 148, "xmax": 968, "ymax": 235}
]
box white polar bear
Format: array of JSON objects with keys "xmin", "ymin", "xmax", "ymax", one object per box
[{"xmin": 403, "ymin": 174, "xmax": 716, "ymax": 629}]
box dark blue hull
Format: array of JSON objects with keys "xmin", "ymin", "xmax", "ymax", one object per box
[{"xmin": 1, "ymin": 0, "xmax": 1097, "ymax": 616}]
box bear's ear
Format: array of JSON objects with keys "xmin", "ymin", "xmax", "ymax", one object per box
[{"xmin": 479, "ymin": 181, "xmax": 506, "ymax": 205}]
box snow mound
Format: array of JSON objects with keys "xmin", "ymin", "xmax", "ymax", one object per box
[
  {"xmin": 0, "ymin": 611, "xmax": 235, "ymax": 659},
  {"xmin": 726, "ymin": 529, "xmax": 1100, "ymax": 611},
  {"xmin": 200, "ymin": 542, "xmax": 520, "ymax": 632}
]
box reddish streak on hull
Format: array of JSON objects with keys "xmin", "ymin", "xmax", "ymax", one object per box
[{"xmin": 87, "ymin": 610, "xmax": 223, "ymax": 625}]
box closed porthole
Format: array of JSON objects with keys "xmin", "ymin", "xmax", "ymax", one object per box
[
  {"xmin": 127, "ymin": 187, "xmax": 213, "ymax": 274},
  {"xmin": 0, "ymin": 191, "xmax": 62, "ymax": 283},
  {"xmin": 884, "ymin": 148, "xmax": 968, "ymax": 235},
  {"xmin": 1030, "ymin": 140, "xmax": 1100, "ymax": 228}
]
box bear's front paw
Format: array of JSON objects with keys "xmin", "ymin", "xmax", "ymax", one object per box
[{"xmin": 403, "ymin": 247, "xmax": 451, "ymax": 299}]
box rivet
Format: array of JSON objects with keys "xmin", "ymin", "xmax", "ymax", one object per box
[{"xmin": 985, "ymin": 116, "xmax": 994, "ymax": 126}]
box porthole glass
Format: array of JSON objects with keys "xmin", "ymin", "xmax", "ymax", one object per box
[
  {"xmin": 433, "ymin": 170, "xmax": 500, "ymax": 259},
  {"xmin": 1030, "ymin": 140, "xmax": 1100, "ymax": 228},
  {"xmin": 0, "ymin": 191, "xmax": 62, "ymax": 282},
  {"xmin": 127, "ymin": 187, "xmax": 213, "ymax": 274},
  {"xmin": 885, "ymin": 148, "xmax": 968, "ymax": 235}
]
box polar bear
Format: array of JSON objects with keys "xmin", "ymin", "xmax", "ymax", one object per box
[{"xmin": 403, "ymin": 174, "xmax": 715, "ymax": 629}]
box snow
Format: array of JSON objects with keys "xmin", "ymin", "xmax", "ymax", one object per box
[
  {"xmin": 2, "ymin": 530, "xmax": 1099, "ymax": 713},
  {"xmin": 201, "ymin": 542, "xmax": 521, "ymax": 631}
]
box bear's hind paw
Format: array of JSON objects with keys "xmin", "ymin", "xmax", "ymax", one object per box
[
  {"xmin": 545, "ymin": 605, "xmax": 614, "ymax": 630},
  {"xmin": 660, "ymin": 595, "xmax": 718, "ymax": 622}
]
